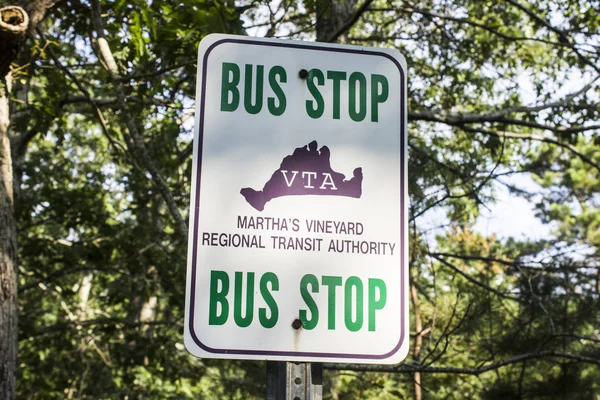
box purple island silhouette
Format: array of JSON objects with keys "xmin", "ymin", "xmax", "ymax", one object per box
[{"xmin": 240, "ymin": 140, "xmax": 363, "ymax": 211}]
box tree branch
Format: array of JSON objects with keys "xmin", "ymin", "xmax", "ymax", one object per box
[
  {"xmin": 429, "ymin": 253, "xmax": 521, "ymax": 301},
  {"xmin": 0, "ymin": 6, "xmax": 29, "ymax": 77},
  {"xmin": 503, "ymin": 0, "xmax": 600, "ymax": 75},
  {"xmin": 35, "ymin": 29, "xmax": 126, "ymax": 156},
  {"xmin": 89, "ymin": 0, "xmax": 188, "ymax": 240},
  {"xmin": 58, "ymin": 95, "xmax": 175, "ymax": 108},
  {"xmin": 326, "ymin": 0, "xmax": 375, "ymax": 43},
  {"xmin": 410, "ymin": 109, "xmax": 600, "ymax": 134},
  {"xmin": 460, "ymin": 126, "xmax": 600, "ymax": 173},
  {"xmin": 325, "ymin": 350, "xmax": 600, "ymax": 374},
  {"xmin": 21, "ymin": 317, "xmax": 181, "ymax": 339},
  {"xmin": 21, "ymin": 266, "xmax": 126, "ymax": 292}
]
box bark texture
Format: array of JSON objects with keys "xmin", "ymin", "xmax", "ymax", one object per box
[
  {"xmin": 0, "ymin": 79, "xmax": 18, "ymax": 400},
  {"xmin": 0, "ymin": 6, "xmax": 28, "ymax": 77},
  {"xmin": 0, "ymin": 2, "xmax": 59, "ymax": 398},
  {"xmin": 0, "ymin": 6, "xmax": 26, "ymax": 398},
  {"xmin": 315, "ymin": 0, "xmax": 360, "ymax": 42}
]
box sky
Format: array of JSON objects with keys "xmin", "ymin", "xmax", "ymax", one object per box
[{"xmin": 473, "ymin": 174, "xmax": 551, "ymax": 241}]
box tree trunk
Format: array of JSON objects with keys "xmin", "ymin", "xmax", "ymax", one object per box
[
  {"xmin": 0, "ymin": 6, "xmax": 27, "ymax": 398},
  {"xmin": 315, "ymin": 0, "xmax": 360, "ymax": 43},
  {"xmin": 0, "ymin": 71, "xmax": 18, "ymax": 400},
  {"xmin": 410, "ymin": 282, "xmax": 423, "ymax": 400},
  {"xmin": 0, "ymin": 3, "xmax": 57, "ymax": 398}
]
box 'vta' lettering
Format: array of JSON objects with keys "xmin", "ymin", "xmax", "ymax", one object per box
[{"xmin": 280, "ymin": 170, "xmax": 338, "ymax": 190}]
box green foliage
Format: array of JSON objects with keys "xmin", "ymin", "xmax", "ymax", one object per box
[{"xmin": 7, "ymin": 0, "xmax": 600, "ymax": 399}]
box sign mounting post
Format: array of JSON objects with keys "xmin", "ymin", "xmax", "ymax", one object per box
[{"xmin": 185, "ymin": 34, "xmax": 408, "ymax": 377}]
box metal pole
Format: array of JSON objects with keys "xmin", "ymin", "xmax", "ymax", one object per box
[{"xmin": 266, "ymin": 361, "xmax": 323, "ymax": 400}]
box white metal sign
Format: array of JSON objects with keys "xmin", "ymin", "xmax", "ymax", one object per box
[{"xmin": 184, "ymin": 34, "xmax": 408, "ymax": 364}]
